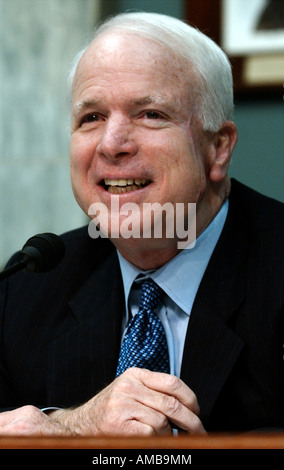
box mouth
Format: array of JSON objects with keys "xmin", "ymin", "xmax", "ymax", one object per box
[{"xmin": 102, "ymin": 178, "xmax": 151, "ymax": 194}]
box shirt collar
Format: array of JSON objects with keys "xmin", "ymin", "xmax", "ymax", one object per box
[{"xmin": 117, "ymin": 199, "xmax": 229, "ymax": 317}]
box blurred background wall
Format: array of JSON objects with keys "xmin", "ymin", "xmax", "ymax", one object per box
[
  {"xmin": 0, "ymin": 0, "xmax": 283, "ymax": 267},
  {"xmin": 0, "ymin": 0, "xmax": 99, "ymax": 266}
]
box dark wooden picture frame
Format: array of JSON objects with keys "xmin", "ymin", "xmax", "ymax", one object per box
[{"xmin": 185, "ymin": 0, "xmax": 284, "ymax": 97}]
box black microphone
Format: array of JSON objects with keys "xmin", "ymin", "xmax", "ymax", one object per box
[{"xmin": 0, "ymin": 233, "xmax": 65, "ymax": 281}]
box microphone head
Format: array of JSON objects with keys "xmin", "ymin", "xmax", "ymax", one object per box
[{"xmin": 21, "ymin": 233, "xmax": 65, "ymax": 272}]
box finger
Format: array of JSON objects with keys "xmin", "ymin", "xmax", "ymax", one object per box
[
  {"xmin": 83, "ymin": 375, "xmax": 171, "ymax": 436},
  {"xmin": 124, "ymin": 368, "xmax": 206, "ymax": 433},
  {"xmin": 133, "ymin": 379, "xmax": 204, "ymax": 433},
  {"xmin": 119, "ymin": 420, "xmax": 161, "ymax": 436},
  {"xmin": 120, "ymin": 401, "xmax": 172, "ymax": 436},
  {"xmin": 108, "ymin": 376, "xmax": 172, "ymax": 435},
  {"xmin": 157, "ymin": 396, "xmax": 206, "ymax": 433},
  {"xmin": 130, "ymin": 368, "xmax": 200, "ymax": 415}
]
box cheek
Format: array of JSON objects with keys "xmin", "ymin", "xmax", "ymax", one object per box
[
  {"xmin": 163, "ymin": 137, "xmax": 205, "ymax": 201},
  {"xmin": 147, "ymin": 130, "xmax": 189, "ymax": 170},
  {"xmin": 69, "ymin": 136, "xmax": 97, "ymax": 210},
  {"xmin": 70, "ymin": 134, "xmax": 95, "ymax": 175},
  {"xmin": 161, "ymin": 133, "xmax": 197, "ymax": 178}
]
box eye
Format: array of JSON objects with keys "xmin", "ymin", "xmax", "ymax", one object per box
[
  {"xmin": 145, "ymin": 111, "xmax": 162, "ymax": 120},
  {"xmin": 80, "ymin": 113, "xmax": 100, "ymax": 125}
]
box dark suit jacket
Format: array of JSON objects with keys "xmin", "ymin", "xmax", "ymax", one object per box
[{"xmin": 0, "ymin": 179, "xmax": 283, "ymax": 431}]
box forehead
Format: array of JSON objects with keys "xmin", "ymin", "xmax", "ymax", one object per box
[{"xmin": 72, "ymin": 32, "xmax": 189, "ymax": 101}]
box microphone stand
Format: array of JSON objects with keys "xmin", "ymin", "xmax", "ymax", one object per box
[
  {"xmin": 0, "ymin": 232, "xmax": 65, "ymax": 282},
  {"xmin": 0, "ymin": 260, "xmax": 27, "ymax": 281}
]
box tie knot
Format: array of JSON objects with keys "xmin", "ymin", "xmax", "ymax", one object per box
[{"xmin": 139, "ymin": 279, "xmax": 162, "ymax": 312}]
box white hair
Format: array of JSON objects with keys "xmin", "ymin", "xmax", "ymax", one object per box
[{"xmin": 68, "ymin": 12, "xmax": 234, "ymax": 132}]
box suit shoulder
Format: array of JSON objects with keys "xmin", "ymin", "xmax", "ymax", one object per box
[
  {"xmin": 54, "ymin": 225, "xmax": 114, "ymax": 266},
  {"xmin": 0, "ymin": 226, "xmax": 116, "ymax": 297},
  {"xmin": 230, "ymin": 179, "xmax": 284, "ymax": 230}
]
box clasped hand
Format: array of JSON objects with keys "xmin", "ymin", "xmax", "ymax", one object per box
[{"xmin": 0, "ymin": 368, "xmax": 206, "ymax": 436}]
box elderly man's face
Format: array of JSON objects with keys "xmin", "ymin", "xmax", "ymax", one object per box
[{"xmin": 70, "ymin": 33, "xmax": 214, "ymax": 249}]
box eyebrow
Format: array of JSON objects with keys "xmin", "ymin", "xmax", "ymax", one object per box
[
  {"xmin": 72, "ymin": 95, "xmax": 176, "ymax": 121},
  {"xmin": 131, "ymin": 96, "xmax": 155, "ymax": 106},
  {"xmin": 72, "ymin": 99, "xmax": 101, "ymax": 119}
]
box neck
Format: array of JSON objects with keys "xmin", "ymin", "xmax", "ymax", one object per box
[
  {"xmin": 113, "ymin": 208, "xmax": 218, "ymax": 270},
  {"xmin": 113, "ymin": 236, "xmax": 180, "ymax": 270},
  {"xmin": 113, "ymin": 179, "xmax": 231, "ymax": 270}
]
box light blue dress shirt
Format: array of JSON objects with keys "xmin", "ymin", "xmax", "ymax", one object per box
[{"xmin": 117, "ymin": 200, "xmax": 228, "ymax": 378}]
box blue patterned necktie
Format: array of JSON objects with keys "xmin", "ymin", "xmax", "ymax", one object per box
[{"xmin": 116, "ymin": 279, "xmax": 170, "ymax": 377}]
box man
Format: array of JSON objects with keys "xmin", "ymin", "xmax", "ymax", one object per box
[{"xmin": 0, "ymin": 12, "xmax": 283, "ymax": 436}]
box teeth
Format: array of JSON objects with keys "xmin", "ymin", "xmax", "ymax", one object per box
[
  {"xmin": 108, "ymin": 185, "xmax": 135, "ymax": 194},
  {"xmin": 104, "ymin": 178, "xmax": 150, "ymax": 194},
  {"xmin": 104, "ymin": 178, "xmax": 147, "ymax": 187}
]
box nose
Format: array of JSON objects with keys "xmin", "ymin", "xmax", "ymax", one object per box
[{"xmin": 97, "ymin": 114, "xmax": 138, "ymax": 161}]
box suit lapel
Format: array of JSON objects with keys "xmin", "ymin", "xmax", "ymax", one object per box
[
  {"xmin": 181, "ymin": 184, "xmax": 248, "ymax": 422},
  {"xmin": 181, "ymin": 300, "xmax": 244, "ymax": 422},
  {"xmin": 47, "ymin": 244, "xmax": 125, "ymax": 406},
  {"xmin": 68, "ymin": 247, "xmax": 125, "ymax": 383}
]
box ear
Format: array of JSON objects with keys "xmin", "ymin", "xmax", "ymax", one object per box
[{"xmin": 209, "ymin": 121, "xmax": 238, "ymax": 183}]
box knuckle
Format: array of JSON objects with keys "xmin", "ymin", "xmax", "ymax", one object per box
[
  {"xmin": 164, "ymin": 395, "xmax": 180, "ymax": 415},
  {"xmin": 143, "ymin": 427, "xmax": 155, "ymax": 436},
  {"xmin": 116, "ymin": 378, "xmax": 131, "ymax": 394},
  {"xmin": 20, "ymin": 405, "xmax": 40, "ymax": 417},
  {"xmin": 125, "ymin": 366, "xmax": 143, "ymax": 377},
  {"xmin": 156, "ymin": 412, "xmax": 169, "ymax": 429},
  {"xmin": 167, "ymin": 374, "xmax": 182, "ymax": 392},
  {"xmin": 115, "ymin": 376, "xmax": 140, "ymax": 397},
  {"xmin": 123, "ymin": 421, "xmax": 154, "ymax": 436}
]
